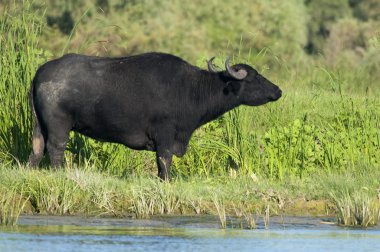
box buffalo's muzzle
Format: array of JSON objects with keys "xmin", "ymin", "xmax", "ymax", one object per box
[{"xmin": 269, "ymin": 87, "xmax": 282, "ymax": 101}]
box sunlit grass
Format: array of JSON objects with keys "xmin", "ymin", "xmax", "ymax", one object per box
[
  {"xmin": 0, "ymin": 164, "xmax": 379, "ymax": 227},
  {"xmin": 0, "ymin": 185, "xmax": 29, "ymax": 226}
]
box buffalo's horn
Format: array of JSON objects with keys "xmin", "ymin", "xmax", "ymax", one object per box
[
  {"xmin": 207, "ymin": 57, "xmax": 218, "ymax": 73},
  {"xmin": 225, "ymin": 57, "xmax": 248, "ymax": 80}
]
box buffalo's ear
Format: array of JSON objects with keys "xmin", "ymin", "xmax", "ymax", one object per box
[{"xmin": 223, "ymin": 81, "xmax": 241, "ymax": 95}]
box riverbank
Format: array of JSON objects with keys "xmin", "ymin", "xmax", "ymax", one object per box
[{"xmin": 1, "ymin": 164, "xmax": 379, "ymax": 227}]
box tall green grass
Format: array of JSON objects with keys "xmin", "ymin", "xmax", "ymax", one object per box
[
  {"xmin": 0, "ymin": 3, "xmax": 45, "ymax": 164},
  {"xmin": 177, "ymin": 79, "xmax": 380, "ymax": 179}
]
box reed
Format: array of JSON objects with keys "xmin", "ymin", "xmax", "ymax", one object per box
[
  {"xmin": 233, "ymin": 202, "xmax": 257, "ymax": 229},
  {"xmin": 0, "ymin": 185, "xmax": 29, "ymax": 226},
  {"xmin": 330, "ymin": 189, "xmax": 380, "ymax": 227},
  {"xmin": 212, "ymin": 196, "xmax": 226, "ymax": 229},
  {"xmin": 263, "ymin": 204, "xmax": 270, "ymax": 229},
  {"xmin": 130, "ymin": 186, "xmax": 156, "ymax": 218}
]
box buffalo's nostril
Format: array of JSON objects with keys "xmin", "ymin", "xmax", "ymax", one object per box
[
  {"xmin": 277, "ymin": 88, "xmax": 282, "ymax": 98},
  {"xmin": 269, "ymin": 88, "xmax": 282, "ymax": 101}
]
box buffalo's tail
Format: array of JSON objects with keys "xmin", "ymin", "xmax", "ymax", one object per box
[{"xmin": 28, "ymin": 77, "xmax": 45, "ymax": 167}]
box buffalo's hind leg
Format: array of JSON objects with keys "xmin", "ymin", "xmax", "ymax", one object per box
[
  {"xmin": 46, "ymin": 140, "xmax": 67, "ymax": 168},
  {"xmin": 28, "ymin": 121, "xmax": 45, "ymax": 167},
  {"xmin": 45, "ymin": 119, "xmax": 71, "ymax": 169}
]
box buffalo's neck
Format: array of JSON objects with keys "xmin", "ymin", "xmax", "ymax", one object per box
[{"xmin": 193, "ymin": 72, "xmax": 240, "ymax": 127}]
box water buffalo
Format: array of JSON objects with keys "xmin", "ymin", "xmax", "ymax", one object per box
[{"xmin": 28, "ymin": 52, "xmax": 282, "ymax": 180}]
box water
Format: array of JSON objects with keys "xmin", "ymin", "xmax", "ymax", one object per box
[{"xmin": 1, "ymin": 216, "xmax": 379, "ymax": 252}]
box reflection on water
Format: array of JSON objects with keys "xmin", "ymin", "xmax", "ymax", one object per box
[{"xmin": 1, "ymin": 216, "xmax": 379, "ymax": 252}]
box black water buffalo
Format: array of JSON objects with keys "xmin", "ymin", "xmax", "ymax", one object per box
[{"xmin": 28, "ymin": 52, "xmax": 282, "ymax": 180}]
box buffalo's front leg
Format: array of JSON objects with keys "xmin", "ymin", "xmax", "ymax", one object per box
[
  {"xmin": 155, "ymin": 127, "xmax": 174, "ymax": 180},
  {"xmin": 156, "ymin": 151, "xmax": 172, "ymax": 181}
]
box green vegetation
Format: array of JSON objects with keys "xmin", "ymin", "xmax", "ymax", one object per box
[
  {"xmin": 0, "ymin": 163, "xmax": 379, "ymax": 228},
  {"xmin": 0, "ymin": 1, "xmax": 380, "ymax": 228}
]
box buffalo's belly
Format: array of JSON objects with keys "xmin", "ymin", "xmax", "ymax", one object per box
[{"xmin": 72, "ymin": 123, "xmax": 154, "ymax": 151}]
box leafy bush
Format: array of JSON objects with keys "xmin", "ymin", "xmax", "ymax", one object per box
[
  {"xmin": 324, "ymin": 18, "xmax": 380, "ymax": 67},
  {"xmin": 350, "ymin": 0, "xmax": 380, "ymax": 21},
  {"xmin": 32, "ymin": 0, "xmax": 308, "ymax": 67},
  {"xmin": 305, "ymin": 0, "xmax": 352, "ymax": 54}
]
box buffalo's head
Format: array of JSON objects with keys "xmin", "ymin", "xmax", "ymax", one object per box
[{"xmin": 208, "ymin": 57, "xmax": 282, "ymax": 106}]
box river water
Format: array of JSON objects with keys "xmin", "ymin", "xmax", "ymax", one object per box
[{"xmin": 1, "ymin": 216, "xmax": 379, "ymax": 252}]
